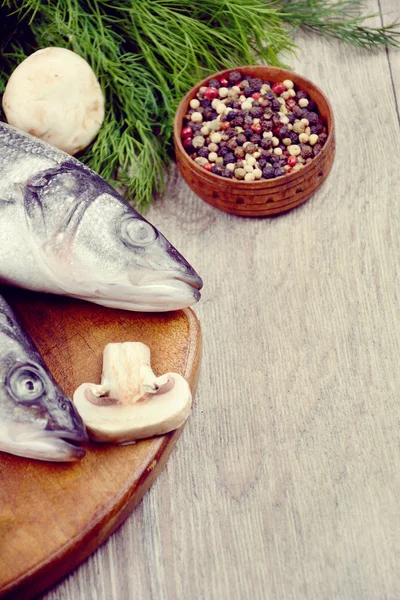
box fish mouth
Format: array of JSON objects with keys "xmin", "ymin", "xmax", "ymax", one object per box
[
  {"xmin": 0, "ymin": 422, "xmax": 88, "ymax": 462},
  {"xmin": 173, "ymin": 272, "xmax": 203, "ymax": 291},
  {"xmin": 80, "ymin": 270, "xmax": 203, "ymax": 312}
]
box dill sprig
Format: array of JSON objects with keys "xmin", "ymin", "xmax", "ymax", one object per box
[
  {"xmin": 280, "ymin": 0, "xmax": 400, "ymax": 49},
  {"xmin": 0, "ymin": 0, "xmax": 399, "ymax": 209}
]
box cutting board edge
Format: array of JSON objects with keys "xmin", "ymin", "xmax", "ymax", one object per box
[{"xmin": 0, "ymin": 307, "xmax": 202, "ymax": 600}]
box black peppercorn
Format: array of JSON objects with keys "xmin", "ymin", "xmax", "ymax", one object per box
[
  {"xmin": 212, "ymin": 164, "xmax": 225, "ymax": 176},
  {"xmin": 279, "ymin": 125, "xmax": 290, "ymax": 138},
  {"xmin": 260, "ymin": 120, "xmax": 273, "ymax": 132},
  {"xmin": 226, "ymin": 138, "xmax": 238, "ymax": 150},
  {"xmin": 296, "ymin": 90, "xmax": 308, "ymax": 100},
  {"xmin": 219, "ymin": 146, "xmax": 230, "ymax": 157},
  {"xmin": 257, "ymin": 157, "xmax": 267, "ymax": 170},
  {"xmin": 249, "ymin": 134, "xmax": 261, "ymax": 144},
  {"xmin": 200, "ymin": 98, "xmax": 212, "ymax": 108},
  {"xmin": 260, "ymin": 138, "xmax": 272, "ymax": 150},
  {"xmin": 287, "ymin": 113, "xmax": 296, "ymax": 124},
  {"xmin": 208, "ymin": 78, "xmax": 221, "ymax": 89},
  {"xmin": 300, "ymin": 144, "xmax": 312, "ymax": 159},
  {"xmin": 272, "ymin": 114, "xmax": 282, "ymax": 127},
  {"xmin": 307, "ymin": 100, "xmax": 317, "ymax": 111},
  {"xmin": 222, "ymin": 169, "xmax": 233, "ymax": 178},
  {"xmin": 249, "ymin": 106, "xmax": 263, "ymax": 118},
  {"xmin": 318, "ymin": 133, "xmax": 328, "ymax": 145},
  {"xmin": 231, "ymin": 116, "xmax": 244, "ymax": 127},
  {"xmin": 243, "ymin": 87, "xmax": 255, "ymax": 97},
  {"xmin": 228, "ymin": 71, "xmax": 242, "ymax": 84},
  {"xmin": 244, "ymin": 115, "xmax": 253, "ymax": 125},
  {"xmin": 293, "ymin": 106, "xmax": 305, "ymax": 118},
  {"xmin": 274, "ymin": 167, "xmax": 286, "ymax": 177},
  {"xmin": 310, "ymin": 123, "xmax": 324, "ymax": 135},
  {"xmin": 226, "ymin": 110, "xmax": 237, "ymax": 122},
  {"xmin": 226, "ymin": 128, "xmax": 237, "ymax": 138},
  {"xmin": 313, "ymin": 144, "xmax": 323, "ymax": 156},
  {"xmin": 265, "ymin": 92, "xmax": 275, "ymax": 101},
  {"xmin": 271, "ymin": 100, "xmax": 281, "ymax": 112},
  {"xmin": 185, "ymin": 142, "xmax": 195, "ymax": 154},
  {"xmin": 236, "ymin": 134, "xmax": 247, "ymax": 146},
  {"xmin": 306, "ymin": 112, "xmax": 319, "ymax": 126},
  {"xmin": 249, "ymin": 78, "xmax": 263, "ymax": 91},
  {"xmin": 197, "ymin": 147, "xmax": 209, "ymax": 158},
  {"xmin": 289, "ymin": 131, "xmax": 299, "ymax": 144},
  {"xmin": 232, "ymin": 100, "xmax": 242, "ymax": 110},
  {"xmin": 262, "ymin": 166, "xmax": 275, "ymax": 179},
  {"xmin": 223, "ymin": 152, "xmax": 236, "ymax": 164}
]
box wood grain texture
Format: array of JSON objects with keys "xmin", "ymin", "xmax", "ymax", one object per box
[
  {"xmin": 380, "ymin": 0, "xmax": 400, "ymax": 127},
  {"xmin": 174, "ymin": 66, "xmax": 335, "ymax": 216},
  {"xmin": 0, "ymin": 291, "xmax": 201, "ymax": 599},
  {"xmin": 35, "ymin": 2, "xmax": 399, "ymax": 598}
]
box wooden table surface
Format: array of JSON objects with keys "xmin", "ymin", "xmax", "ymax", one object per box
[{"xmin": 42, "ymin": 2, "xmax": 399, "ymax": 598}]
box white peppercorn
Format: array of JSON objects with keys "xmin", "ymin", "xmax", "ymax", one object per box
[{"xmin": 288, "ymin": 144, "xmax": 301, "ymax": 156}]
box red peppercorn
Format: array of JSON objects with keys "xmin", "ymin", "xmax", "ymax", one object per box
[
  {"xmin": 252, "ymin": 92, "xmax": 261, "ymax": 100},
  {"xmin": 181, "ymin": 126, "xmax": 192, "ymax": 139},
  {"xmin": 203, "ymin": 162, "xmax": 213, "ymax": 172},
  {"xmin": 221, "ymin": 122, "xmax": 230, "ymax": 130},
  {"xmin": 204, "ymin": 87, "xmax": 219, "ymax": 100},
  {"xmin": 182, "ymin": 137, "xmax": 193, "ymax": 148},
  {"xmin": 287, "ymin": 156, "xmax": 298, "ymax": 167},
  {"xmin": 251, "ymin": 123, "xmax": 262, "ymax": 133},
  {"xmin": 286, "ymin": 98, "xmax": 297, "ymax": 110},
  {"xmin": 272, "ymin": 82, "xmax": 285, "ymax": 95},
  {"xmin": 273, "ymin": 125, "xmax": 282, "ymax": 135},
  {"xmin": 220, "ymin": 78, "xmax": 229, "ymax": 86}
]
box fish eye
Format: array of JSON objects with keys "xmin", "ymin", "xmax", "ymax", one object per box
[
  {"xmin": 121, "ymin": 217, "xmax": 157, "ymax": 247},
  {"xmin": 6, "ymin": 363, "xmax": 47, "ymax": 403}
]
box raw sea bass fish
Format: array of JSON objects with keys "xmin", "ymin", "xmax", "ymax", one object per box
[
  {"xmin": 0, "ymin": 122, "xmax": 202, "ymax": 312},
  {"xmin": 0, "ymin": 293, "xmax": 88, "ymax": 461}
]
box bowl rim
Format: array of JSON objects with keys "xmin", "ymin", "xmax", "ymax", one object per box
[{"xmin": 173, "ymin": 65, "xmax": 335, "ymax": 188}]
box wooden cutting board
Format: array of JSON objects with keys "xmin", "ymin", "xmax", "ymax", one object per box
[{"xmin": 0, "ymin": 289, "xmax": 201, "ymax": 600}]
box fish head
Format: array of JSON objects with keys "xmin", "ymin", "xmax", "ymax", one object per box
[
  {"xmin": 25, "ymin": 163, "xmax": 203, "ymax": 311},
  {"xmin": 0, "ymin": 355, "xmax": 88, "ymax": 461}
]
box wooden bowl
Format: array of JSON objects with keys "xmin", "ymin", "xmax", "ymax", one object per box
[{"xmin": 174, "ymin": 66, "xmax": 335, "ymax": 217}]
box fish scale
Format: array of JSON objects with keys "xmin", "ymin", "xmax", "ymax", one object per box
[{"xmin": 0, "ymin": 122, "xmax": 202, "ymax": 312}]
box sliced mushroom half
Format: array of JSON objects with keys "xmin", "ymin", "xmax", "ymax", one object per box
[{"xmin": 73, "ymin": 342, "xmax": 192, "ymax": 443}]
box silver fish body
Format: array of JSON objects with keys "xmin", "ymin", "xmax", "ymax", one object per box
[
  {"xmin": 0, "ymin": 293, "xmax": 88, "ymax": 461},
  {"xmin": 0, "ymin": 122, "xmax": 202, "ymax": 311}
]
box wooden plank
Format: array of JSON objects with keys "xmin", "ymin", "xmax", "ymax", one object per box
[{"xmin": 40, "ymin": 1, "xmax": 400, "ymax": 598}]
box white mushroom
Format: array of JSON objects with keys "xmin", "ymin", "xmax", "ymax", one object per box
[
  {"xmin": 73, "ymin": 342, "xmax": 192, "ymax": 443},
  {"xmin": 2, "ymin": 47, "xmax": 105, "ymax": 155}
]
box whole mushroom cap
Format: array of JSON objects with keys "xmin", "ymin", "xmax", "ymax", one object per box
[{"xmin": 2, "ymin": 47, "xmax": 105, "ymax": 155}]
